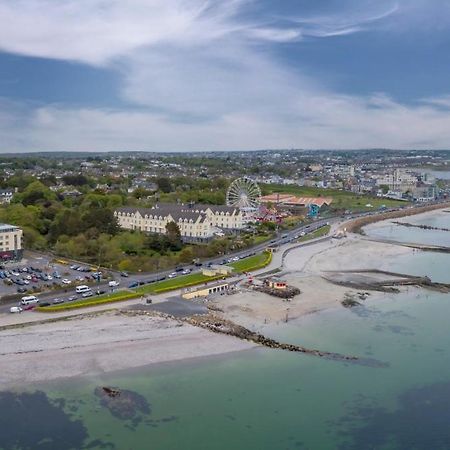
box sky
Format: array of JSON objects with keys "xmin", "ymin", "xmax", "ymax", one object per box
[{"xmin": 0, "ymin": 0, "xmax": 450, "ymax": 152}]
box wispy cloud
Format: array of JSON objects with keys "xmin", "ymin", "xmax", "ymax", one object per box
[{"xmin": 0, "ymin": 0, "xmax": 450, "ymax": 151}]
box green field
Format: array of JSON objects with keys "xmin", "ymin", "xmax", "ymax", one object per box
[
  {"xmin": 135, "ymin": 272, "xmax": 222, "ymax": 295},
  {"xmin": 298, "ymin": 224, "xmax": 331, "ymax": 242},
  {"xmin": 228, "ymin": 251, "xmax": 272, "ymax": 273},
  {"xmin": 39, "ymin": 251, "xmax": 273, "ymax": 311},
  {"xmin": 262, "ymin": 184, "xmax": 407, "ymax": 212}
]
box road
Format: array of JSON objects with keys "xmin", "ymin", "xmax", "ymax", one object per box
[{"xmin": 1, "ymin": 201, "xmax": 443, "ymax": 313}]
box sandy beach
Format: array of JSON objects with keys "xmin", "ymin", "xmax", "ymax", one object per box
[
  {"xmin": 209, "ymin": 235, "xmax": 411, "ymax": 329},
  {"xmin": 1, "ymin": 207, "xmax": 446, "ymax": 387},
  {"xmin": 0, "ymin": 311, "xmax": 253, "ymax": 388}
]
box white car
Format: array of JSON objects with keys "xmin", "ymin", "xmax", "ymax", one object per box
[
  {"xmin": 182, "ymin": 269, "xmax": 191, "ymax": 275},
  {"xmin": 10, "ymin": 306, "xmax": 23, "ymax": 313},
  {"xmin": 23, "ymin": 280, "xmax": 30, "ymax": 285},
  {"xmin": 168, "ymin": 272, "xmax": 177, "ymax": 278},
  {"xmin": 46, "ymin": 275, "xmax": 53, "ymax": 280},
  {"xmin": 108, "ymin": 280, "xmax": 120, "ymax": 287},
  {"xmin": 62, "ymin": 279, "xmax": 71, "ymax": 285}
]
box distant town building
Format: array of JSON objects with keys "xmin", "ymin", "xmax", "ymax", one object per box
[
  {"xmin": 0, "ymin": 188, "xmax": 15, "ymax": 204},
  {"xmin": 0, "ymin": 224, "xmax": 23, "ymax": 261},
  {"xmin": 115, "ymin": 203, "xmax": 244, "ymax": 243},
  {"xmin": 260, "ymin": 193, "xmax": 333, "ymax": 208}
]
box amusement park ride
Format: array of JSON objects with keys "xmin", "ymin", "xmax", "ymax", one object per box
[{"xmin": 226, "ymin": 177, "xmax": 322, "ymax": 221}]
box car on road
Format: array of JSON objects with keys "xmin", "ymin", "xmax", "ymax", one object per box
[
  {"xmin": 182, "ymin": 269, "xmax": 191, "ymax": 275},
  {"xmin": 128, "ymin": 282, "xmax": 139, "ymax": 288},
  {"xmin": 39, "ymin": 302, "xmax": 51, "ymax": 307},
  {"xmin": 70, "ymin": 265, "xmax": 79, "ymax": 270},
  {"xmin": 17, "ymin": 287, "xmax": 27, "ymax": 293},
  {"xmin": 175, "ymin": 267, "xmax": 184, "ymax": 272},
  {"xmin": 62, "ymin": 279, "xmax": 71, "ymax": 285},
  {"xmin": 168, "ymin": 272, "xmax": 177, "ymax": 278},
  {"xmin": 52, "ymin": 298, "xmax": 64, "ymax": 304},
  {"xmin": 81, "ymin": 290, "xmax": 94, "ymax": 298},
  {"xmin": 120, "ymin": 272, "xmax": 129, "ymax": 277},
  {"xmin": 67, "ymin": 295, "xmax": 78, "ymax": 302},
  {"xmin": 96, "ymin": 289, "xmax": 106, "ymax": 295},
  {"xmin": 10, "ymin": 306, "xmax": 23, "ymax": 313},
  {"xmin": 108, "ymin": 280, "xmax": 120, "ymax": 287}
]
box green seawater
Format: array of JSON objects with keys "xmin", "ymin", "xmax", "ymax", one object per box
[{"xmin": 2, "ymin": 212, "xmax": 450, "ymax": 450}]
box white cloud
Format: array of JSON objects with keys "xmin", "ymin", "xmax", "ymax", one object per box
[
  {"xmin": 0, "ymin": 0, "xmax": 450, "ymax": 151},
  {"xmin": 2, "ymin": 92, "xmax": 450, "ymax": 151}
]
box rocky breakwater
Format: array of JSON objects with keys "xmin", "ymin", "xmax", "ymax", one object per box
[{"xmin": 186, "ymin": 314, "xmax": 388, "ymax": 368}]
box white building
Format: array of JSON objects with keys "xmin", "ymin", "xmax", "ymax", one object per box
[
  {"xmin": 0, "ymin": 224, "xmax": 23, "ymax": 260},
  {"xmin": 0, "ymin": 189, "xmax": 15, "ymax": 204},
  {"xmin": 115, "ymin": 204, "xmax": 244, "ymax": 243}
]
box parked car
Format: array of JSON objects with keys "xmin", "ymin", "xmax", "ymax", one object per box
[
  {"xmin": 120, "ymin": 272, "xmax": 129, "ymax": 277},
  {"xmin": 17, "ymin": 287, "xmax": 27, "ymax": 293},
  {"xmin": 96, "ymin": 289, "xmax": 106, "ymax": 295},
  {"xmin": 62, "ymin": 279, "xmax": 71, "ymax": 285},
  {"xmin": 81, "ymin": 290, "xmax": 94, "ymax": 298},
  {"xmin": 70, "ymin": 265, "xmax": 78, "ymax": 270},
  {"xmin": 108, "ymin": 280, "xmax": 120, "ymax": 287},
  {"xmin": 52, "ymin": 298, "xmax": 64, "ymax": 304},
  {"xmin": 67, "ymin": 295, "xmax": 78, "ymax": 302},
  {"xmin": 39, "ymin": 302, "xmax": 51, "ymax": 307},
  {"xmin": 128, "ymin": 282, "xmax": 139, "ymax": 288},
  {"xmin": 10, "ymin": 306, "xmax": 23, "ymax": 314}
]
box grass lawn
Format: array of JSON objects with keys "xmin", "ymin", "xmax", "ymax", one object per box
[
  {"xmin": 262, "ymin": 183, "xmax": 407, "ymax": 212},
  {"xmin": 135, "ymin": 272, "xmax": 222, "ymax": 294},
  {"xmin": 298, "ymin": 224, "xmax": 331, "ymax": 242},
  {"xmin": 229, "ymin": 251, "xmax": 272, "ymax": 273}
]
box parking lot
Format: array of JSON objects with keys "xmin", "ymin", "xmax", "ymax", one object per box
[{"xmin": 0, "ymin": 252, "xmax": 110, "ymax": 298}]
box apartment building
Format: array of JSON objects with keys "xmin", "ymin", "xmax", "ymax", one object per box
[
  {"xmin": 0, "ymin": 224, "xmax": 23, "ymax": 260},
  {"xmin": 115, "ymin": 203, "xmax": 244, "ymax": 243}
]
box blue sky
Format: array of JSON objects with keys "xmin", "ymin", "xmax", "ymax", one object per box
[{"xmin": 0, "ymin": 0, "xmax": 450, "ymax": 151}]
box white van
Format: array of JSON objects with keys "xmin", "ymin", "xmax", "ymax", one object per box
[
  {"xmin": 20, "ymin": 295, "xmax": 39, "ymax": 306},
  {"xmin": 75, "ymin": 285, "xmax": 91, "ymax": 294}
]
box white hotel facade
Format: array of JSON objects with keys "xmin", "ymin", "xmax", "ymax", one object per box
[{"xmin": 115, "ymin": 204, "xmax": 244, "ymax": 242}]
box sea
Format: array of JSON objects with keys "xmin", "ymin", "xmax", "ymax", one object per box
[{"xmin": 2, "ymin": 209, "xmax": 450, "ymax": 450}]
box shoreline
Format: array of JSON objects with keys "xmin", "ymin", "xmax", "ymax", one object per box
[
  {"xmin": 0, "ymin": 311, "xmax": 254, "ymax": 389},
  {"xmin": 1, "ymin": 206, "xmax": 449, "ymax": 388}
]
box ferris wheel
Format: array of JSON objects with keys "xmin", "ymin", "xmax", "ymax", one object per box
[{"xmin": 226, "ymin": 177, "xmax": 261, "ymax": 210}]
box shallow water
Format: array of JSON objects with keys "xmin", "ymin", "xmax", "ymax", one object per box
[{"xmin": 2, "ymin": 215, "xmax": 450, "ymax": 450}]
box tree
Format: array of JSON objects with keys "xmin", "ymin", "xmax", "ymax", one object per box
[
  {"xmin": 82, "ymin": 208, "xmax": 120, "ymax": 235},
  {"xmin": 62, "ymin": 174, "xmax": 89, "ymax": 186},
  {"xmin": 156, "ymin": 177, "xmax": 172, "ymax": 193},
  {"xmin": 178, "ymin": 246, "xmax": 194, "ymax": 263},
  {"xmin": 165, "ymin": 221, "xmax": 182, "ymax": 249}
]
